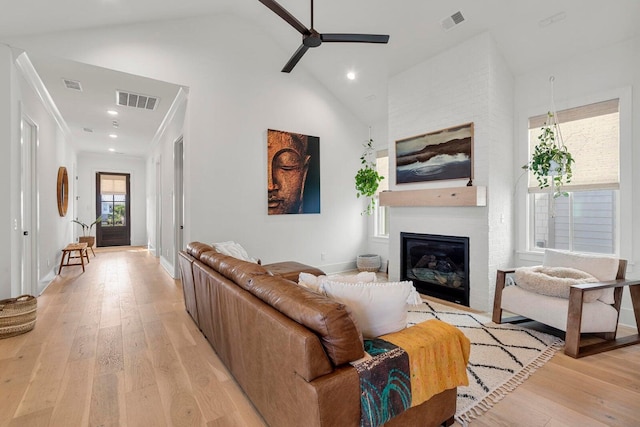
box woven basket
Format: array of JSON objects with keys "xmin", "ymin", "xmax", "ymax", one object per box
[
  {"xmin": 0, "ymin": 295, "xmax": 37, "ymax": 339},
  {"xmin": 357, "ymin": 254, "xmax": 381, "ymax": 272}
]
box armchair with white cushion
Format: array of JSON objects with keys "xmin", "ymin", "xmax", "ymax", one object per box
[{"xmin": 492, "ymin": 249, "xmax": 640, "ymax": 358}]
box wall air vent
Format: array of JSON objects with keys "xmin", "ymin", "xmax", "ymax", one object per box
[
  {"xmin": 441, "ymin": 11, "xmax": 465, "ymax": 31},
  {"xmin": 116, "ymin": 90, "xmax": 159, "ymax": 111},
  {"xmin": 63, "ymin": 79, "xmax": 83, "ymax": 91}
]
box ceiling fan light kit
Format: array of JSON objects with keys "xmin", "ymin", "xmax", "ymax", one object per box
[{"xmin": 259, "ymin": 0, "xmax": 390, "ymax": 73}]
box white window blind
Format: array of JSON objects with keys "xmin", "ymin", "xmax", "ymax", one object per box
[
  {"xmin": 528, "ymin": 99, "xmax": 619, "ymax": 192},
  {"xmin": 101, "ymin": 174, "xmax": 127, "ymax": 195}
]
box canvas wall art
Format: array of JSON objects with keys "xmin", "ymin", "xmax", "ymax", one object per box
[
  {"xmin": 267, "ymin": 129, "xmax": 320, "ymax": 215},
  {"xmin": 395, "ymin": 123, "xmax": 473, "ymax": 184}
]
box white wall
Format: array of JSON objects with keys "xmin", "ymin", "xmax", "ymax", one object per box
[
  {"xmin": 147, "ymin": 88, "xmax": 187, "ymax": 275},
  {"xmin": 387, "ymin": 33, "xmax": 514, "ymax": 311},
  {"xmin": 513, "ymin": 34, "xmax": 640, "ymax": 325},
  {"xmin": 76, "ymin": 152, "xmax": 147, "ymax": 247},
  {"xmin": 0, "ymin": 47, "xmax": 77, "ymax": 298},
  {"xmin": 0, "ymin": 44, "xmax": 15, "ymax": 298},
  {"xmin": 7, "ymin": 13, "xmax": 369, "ymax": 273},
  {"xmin": 18, "ymin": 66, "xmax": 76, "ymax": 290}
]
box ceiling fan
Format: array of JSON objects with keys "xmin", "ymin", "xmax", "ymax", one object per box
[{"xmin": 258, "ymin": 0, "xmax": 390, "ymax": 73}]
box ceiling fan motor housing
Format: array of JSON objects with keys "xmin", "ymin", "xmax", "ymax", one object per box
[{"xmin": 303, "ymin": 30, "xmax": 322, "ymax": 47}]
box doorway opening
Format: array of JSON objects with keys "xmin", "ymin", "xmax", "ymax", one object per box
[
  {"xmin": 173, "ymin": 136, "xmax": 184, "ymax": 274},
  {"xmin": 96, "ymin": 172, "xmax": 131, "ymax": 247},
  {"xmin": 21, "ymin": 115, "xmax": 38, "ymax": 295}
]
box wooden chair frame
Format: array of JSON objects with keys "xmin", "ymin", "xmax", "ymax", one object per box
[{"xmin": 493, "ymin": 260, "xmax": 640, "ymax": 358}]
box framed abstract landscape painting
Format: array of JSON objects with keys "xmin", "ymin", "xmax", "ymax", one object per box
[{"xmin": 395, "ymin": 123, "xmax": 473, "ymax": 184}]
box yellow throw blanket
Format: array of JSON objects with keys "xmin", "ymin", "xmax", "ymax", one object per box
[{"xmin": 381, "ymin": 319, "xmax": 470, "ymax": 406}]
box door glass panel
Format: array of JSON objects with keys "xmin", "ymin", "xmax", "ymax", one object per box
[
  {"xmin": 100, "ymin": 175, "xmax": 127, "ymax": 228},
  {"xmin": 114, "ymin": 196, "xmax": 126, "ymax": 226}
]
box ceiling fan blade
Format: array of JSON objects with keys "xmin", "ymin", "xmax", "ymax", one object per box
[
  {"xmin": 258, "ymin": 0, "xmax": 310, "ymax": 36},
  {"xmin": 320, "ymin": 33, "xmax": 390, "ymax": 43},
  {"xmin": 281, "ymin": 44, "xmax": 310, "ymax": 73}
]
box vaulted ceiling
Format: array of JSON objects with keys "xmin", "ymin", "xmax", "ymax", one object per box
[{"xmin": 2, "ymin": 0, "xmax": 639, "ymax": 156}]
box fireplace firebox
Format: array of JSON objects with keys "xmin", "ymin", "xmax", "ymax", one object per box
[{"xmin": 401, "ymin": 232, "xmax": 469, "ymax": 306}]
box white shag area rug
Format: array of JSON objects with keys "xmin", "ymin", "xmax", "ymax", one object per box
[{"xmin": 407, "ymin": 300, "xmax": 564, "ymax": 426}]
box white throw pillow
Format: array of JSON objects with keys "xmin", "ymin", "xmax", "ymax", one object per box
[
  {"xmin": 298, "ymin": 271, "xmax": 377, "ymax": 293},
  {"xmin": 320, "ymin": 280, "xmax": 416, "ymax": 338},
  {"xmin": 212, "ymin": 241, "xmax": 259, "ymax": 264},
  {"xmin": 543, "ymin": 249, "xmax": 618, "ymax": 304}
]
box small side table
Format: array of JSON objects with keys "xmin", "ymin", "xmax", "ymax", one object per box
[{"xmin": 58, "ymin": 243, "xmax": 90, "ymax": 274}]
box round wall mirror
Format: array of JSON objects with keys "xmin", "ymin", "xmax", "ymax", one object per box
[{"xmin": 57, "ymin": 166, "xmax": 69, "ymax": 217}]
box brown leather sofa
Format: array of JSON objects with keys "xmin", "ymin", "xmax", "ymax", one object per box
[{"xmin": 179, "ymin": 242, "xmax": 457, "ymax": 427}]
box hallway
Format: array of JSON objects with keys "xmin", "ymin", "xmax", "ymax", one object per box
[{"xmin": 0, "ymin": 247, "xmax": 265, "ymax": 426}]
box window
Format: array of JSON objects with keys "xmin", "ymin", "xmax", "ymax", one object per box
[
  {"xmin": 100, "ymin": 174, "xmax": 128, "ymax": 227},
  {"xmin": 374, "ymin": 150, "xmax": 389, "ymax": 237},
  {"xmin": 528, "ymin": 99, "xmax": 619, "ymax": 254}
]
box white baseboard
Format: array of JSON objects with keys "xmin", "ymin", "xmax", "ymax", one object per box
[
  {"xmin": 319, "ymin": 260, "xmax": 358, "ymax": 274},
  {"xmin": 160, "ymin": 256, "xmax": 177, "ymax": 278}
]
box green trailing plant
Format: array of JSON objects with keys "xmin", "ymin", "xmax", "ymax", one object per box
[
  {"xmin": 72, "ymin": 216, "xmax": 102, "ymax": 236},
  {"xmin": 523, "ymin": 112, "xmax": 574, "ymax": 198},
  {"xmin": 355, "ymin": 138, "xmax": 384, "ymax": 215}
]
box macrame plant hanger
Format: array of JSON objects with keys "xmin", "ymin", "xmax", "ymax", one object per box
[{"xmin": 547, "ymin": 76, "xmax": 565, "ymax": 218}]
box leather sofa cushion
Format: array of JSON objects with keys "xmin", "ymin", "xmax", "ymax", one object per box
[
  {"xmin": 200, "ymin": 251, "xmax": 271, "ymax": 289},
  {"xmin": 247, "ymin": 275, "xmax": 364, "ymax": 366},
  {"xmin": 186, "ymin": 241, "xmax": 215, "ymax": 259},
  {"xmin": 263, "ymin": 261, "xmax": 325, "ymax": 282}
]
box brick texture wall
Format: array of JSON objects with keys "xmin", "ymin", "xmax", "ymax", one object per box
[{"xmin": 387, "ymin": 33, "xmax": 514, "ymax": 311}]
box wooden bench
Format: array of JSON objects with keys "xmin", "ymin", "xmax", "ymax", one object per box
[{"xmin": 58, "ymin": 243, "xmax": 90, "ymax": 274}]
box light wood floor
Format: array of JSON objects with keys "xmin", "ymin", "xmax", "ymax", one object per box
[{"xmin": 1, "ymin": 248, "xmax": 638, "ymax": 427}]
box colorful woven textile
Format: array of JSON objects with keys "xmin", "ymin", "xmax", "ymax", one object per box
[
  {"xmin": 353, "ymin": 338, "xmax": 411, "ymax": 427},
  {"xmin": 352, "ymin": 320, "xmax": 470, "ymax": 427}
]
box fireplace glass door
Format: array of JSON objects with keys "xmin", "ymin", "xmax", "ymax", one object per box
[{"xmin": 401, "ymin": 232, "xmax": 469, "ymax": 306}]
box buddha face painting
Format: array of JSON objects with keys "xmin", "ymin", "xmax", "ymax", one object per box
[{"xmin": 267, "ymin": 130, "xmax": 311, "ymax": 215}]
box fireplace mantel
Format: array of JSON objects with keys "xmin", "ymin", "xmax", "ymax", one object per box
[{"xmin": 379, "ymin": 186, "xmax": 486, "ymax": 207}]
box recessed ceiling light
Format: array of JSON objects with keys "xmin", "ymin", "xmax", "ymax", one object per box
[
  {"xmin": 109, "ymin": 134, "xmax": 118, "ymax": 139},
  {"xmin": 346, "ymin": 71, "xmax": 356, "ymax": 80},
  {"xmin": 108, "ymin": 148, "xmax": 116, "ymax": 152},
  {"xmin": 107, "ymin": 110, "xmax": 118, "ymax": 116}
]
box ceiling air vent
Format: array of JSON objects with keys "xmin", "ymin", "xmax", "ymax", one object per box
[
  {"xmin": 116, "ymin": 90, "xmax": 159, "ymax": 111},
  {"xmin": 63, "ymin": 78, "xmax": 83, "ymax": 91},
  {"xmin": 83, "ymin": 127, "xmax": 93, "ymax": 133},
  {"xmin": 441, "ymin": 11, "xmax": 465, "ymax": 31}
]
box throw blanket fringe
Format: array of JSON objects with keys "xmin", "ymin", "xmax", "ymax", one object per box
[{"xmin": 455, "ymin": 339, "xmax": 564, "ymax": 426}]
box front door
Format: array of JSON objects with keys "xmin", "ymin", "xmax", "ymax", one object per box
[{"xmin": 96, "ymin": 172, "xmax": 131, "ymax": 247}]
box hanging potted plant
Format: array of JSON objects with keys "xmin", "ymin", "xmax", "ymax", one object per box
[
  {"xmin": 355, "ymin": 137, "xmax": 384, "ymax": 215},
  {"xmin": 72, "ymin": 216, "xmax": 101, "ymax": 252},
  {"xmin": 523, "ymin": 112, "xmax": 574, "ymax": 198}
]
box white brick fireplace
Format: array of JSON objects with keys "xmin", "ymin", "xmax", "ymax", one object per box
[{"xmin": 386, "ymin": 32, "xmax": 515, "ymax": 311}]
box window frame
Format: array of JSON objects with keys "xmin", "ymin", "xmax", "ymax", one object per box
[
  {"xmin": 517, "ymin": 87, "xmax": 632, "ymax": 259},
  {"xmin": 527, "ymin": 189, "xmax": 618, "ymax": 254},
  {"xmin": 373, "ymin": 149, "xmax": 389, "ymax": 239}
]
